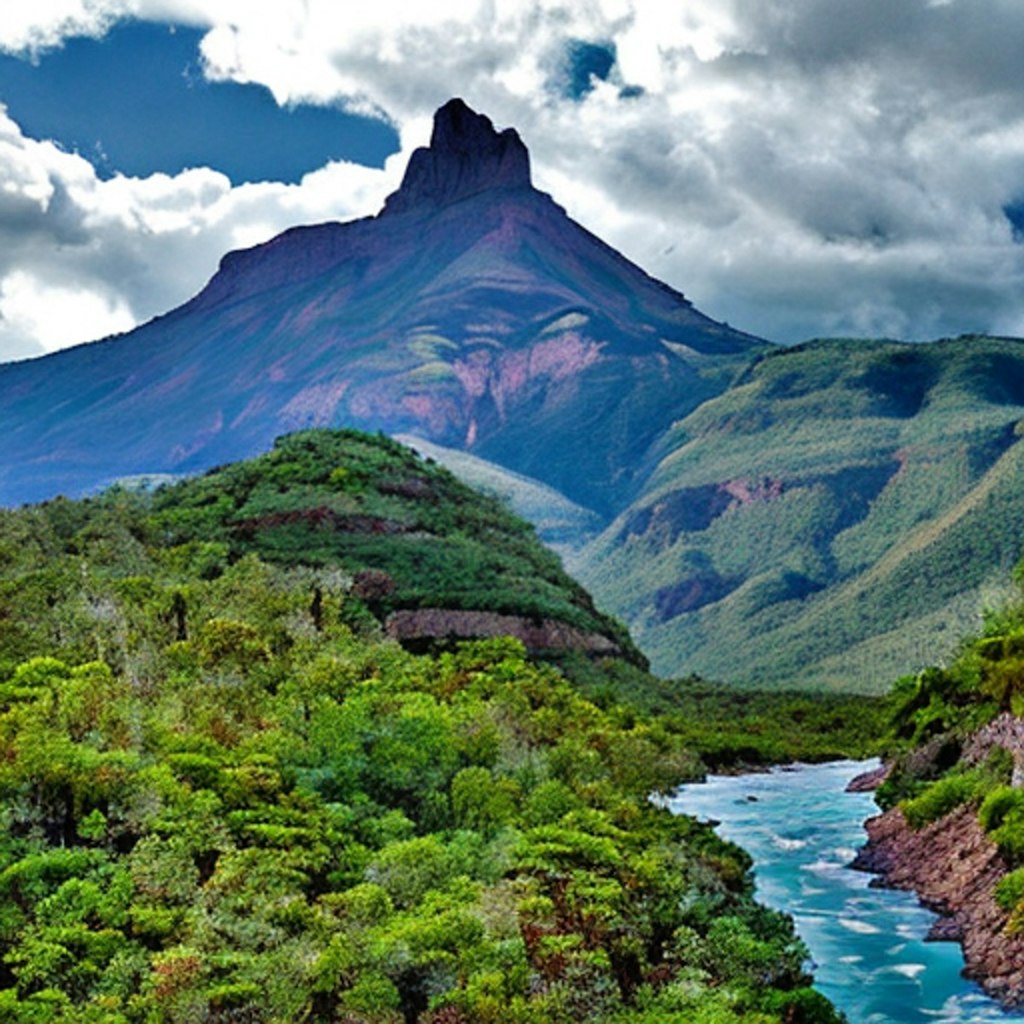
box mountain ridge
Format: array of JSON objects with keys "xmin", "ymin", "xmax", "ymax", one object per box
[{"xmin": 574, "ymin": 334, "xmax": 1024, "ymax": 689}]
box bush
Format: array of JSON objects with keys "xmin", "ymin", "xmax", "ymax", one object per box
[
  {"xmin": 994, "ymin": 867, "xmax": 1024, "ymax": 914},
  {"xmin": 991, "ymin": 816, "xmax": 1024, "ymax": 868},
  {"xmin": 979, "ymin": 786, "xmax": 1024, "ymax": 833},
  {"xmin": 760, "ymin": 986, "xmax": 845, "ymax": 1024},
  {"xmin": 901, "ymin": 770, "xmax": 986, "ymax": 829}
]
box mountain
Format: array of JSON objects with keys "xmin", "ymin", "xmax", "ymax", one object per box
[
  {"xmin": 574, "ymin": 336, "xmax": 1024, "ymax": 690},
  {"xmin": 4, "ymin": 98, "xmax": 1024, "ymax": 693},
  {"xmin": 0, "ymin": 98, "xmax": 765, "ymax": 517}
]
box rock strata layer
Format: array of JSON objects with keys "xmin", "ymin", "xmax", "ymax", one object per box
[
  {"xmin": 852, "ymin": 804, "xmax": 1024, "ymax": 1006},
  {"xmin": 385, "ymin": 608, "xmax": 621, "ymax": 657}
]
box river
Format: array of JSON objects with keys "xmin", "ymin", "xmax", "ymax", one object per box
[{"xmin": 669, "ymin": 759, "xmax": 1024, "ymax": 1024}]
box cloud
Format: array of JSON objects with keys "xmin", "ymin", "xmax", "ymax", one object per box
[
  {"xmin": 0, "ymin": 0, "xmax": 124, "ymax": 56},
  {"xmin": 0, "ymin": 270, "xmax": 135, "ymax": 352},
  {"xmin": 2, "ymin": 0, "xmax": 1024, "ymax": 361},
  {"xmin": 0, "ymin": 101, "xmax": 401, "ymax": 361}
]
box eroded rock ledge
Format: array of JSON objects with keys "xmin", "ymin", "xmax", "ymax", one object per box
[
  {"xmin": 385, "ymin": 608, "xmax": 621, "ymax": 657},
  {"xmin": 852, "ymin": 803, "xmax": 1024, "ymax": 1006}
]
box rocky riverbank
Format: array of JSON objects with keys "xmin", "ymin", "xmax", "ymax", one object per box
[{"xmin": 852, "ymin": 798, "xmax": 1024, "ymax": 1007}]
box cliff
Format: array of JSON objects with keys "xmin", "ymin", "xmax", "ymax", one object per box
[
  {"xmin": 852, "ymin": 802, "xmax": 1024, "ymax": 1006},
  {"xmin": 849, "ymin": 708, "xmax": 1024, "ymax": 1007}
]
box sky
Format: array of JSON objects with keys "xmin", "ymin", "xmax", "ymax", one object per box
[{"xmin": 1, "ymin": 1, "xmax": 1023, "ymax": 363}]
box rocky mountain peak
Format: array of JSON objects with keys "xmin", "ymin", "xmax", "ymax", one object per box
[{"xmin": 381, "ymin": 98, "xmax": 532, "ymax": 216}]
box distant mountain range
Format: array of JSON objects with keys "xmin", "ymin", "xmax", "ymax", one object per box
[{"xmin": 3, "ymin": 98, "xmax": 1024, "ymax": 691}]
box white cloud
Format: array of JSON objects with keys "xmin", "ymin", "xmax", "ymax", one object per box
[
  {"xmin": 0, "ymin": 101, "xmax": 402, "ymax": 362},
  {"xmin": 0, "ymin": 0, "xmax": 126, "ymax": 56},
  {"xmin": 0, "ymin": 270, "xmax": 135, "ymax": 352},
  {"xmin": 2, "ymin": 0, "xmax": 1024, "ymax": 361}
]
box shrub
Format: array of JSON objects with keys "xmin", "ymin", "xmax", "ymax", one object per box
[
  {"xmin": 901, "ymin": 770, "xmax": 985, "ymax": 829},
  {"xmin": 994, "ymin": 867, "xmax": 1024, "ymax": 914},
  {"xmin": 979, "ymin": 786, "xmax": 1024, "ymax": 833},
  {"xmin": 991, "ymin": 816, "xmax": 1024, "ymax": 868}
]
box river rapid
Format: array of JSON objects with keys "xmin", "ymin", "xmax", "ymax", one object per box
[{"xmin": 669, "ymin": 760, "xmax": 1024, "ymax": 1024}]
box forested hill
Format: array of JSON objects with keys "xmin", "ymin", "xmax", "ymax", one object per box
[
  {"xmin": 0, "ymin": 429, "xmax": 844, "ymax": 1023},
  {"xmin": 18, "ymin": 427, "xmax": 643, "ymax": 670}
]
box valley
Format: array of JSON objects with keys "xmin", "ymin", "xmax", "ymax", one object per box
[
  {"xmin": 0, "ymin": 428, "xmax": 867, "ymax": 1023},
  {"xmin": 2, "ymin": 95, "xmax": 1024, "ymax": 1020}
]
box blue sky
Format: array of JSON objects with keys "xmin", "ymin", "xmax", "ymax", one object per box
[
  {"xmin": 0, "ymin": 2, "xmax": 1022, "ymax": 362},
  {"xmin": 0, "ymin": 21, "xmax": 398, "ymax": 184}
]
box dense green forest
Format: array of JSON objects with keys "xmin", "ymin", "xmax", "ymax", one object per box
[
  {"xmin": 0, "ymin": 431, "xmax": 850, "ymax": 1023},
  {"xmin": 873, "ymin": 566, "xmax": 1024, "ymax": 933}
]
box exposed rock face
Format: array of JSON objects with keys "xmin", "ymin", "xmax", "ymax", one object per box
[
  {"xmin": 852, "ymin": 804, "xmax": 1024, "ymax": 1006},
  {"xmin": 845, "ymin": 762, "xmax": 890, "ymax": 792},
  {"xmin": 620, "ymin": 478, "xmax": 785, "ymax": 542},
  {"xmin": 385, "ymin": 608, "xmax": 621, "ymax": 657},
  {"xmin": 381, "ymin": 98, "xmax": 532, "ymax": 216},
  {"xmin": 964, "ymin": 713, "xmax": 1024, "ymax": 787}
]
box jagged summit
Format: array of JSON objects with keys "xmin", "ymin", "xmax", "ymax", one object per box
[
  {"xmin": 381, "ymin": 98, "xmax": 532, "ymax": 216},
  {"xmin": 0, "ymin": 96, "xmax": 766, "ymax": 514}
]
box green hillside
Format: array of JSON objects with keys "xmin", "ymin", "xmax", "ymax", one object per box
[
  {"xmin": 0, "ymin": 429, "xmax": 846, "ymax": 1023},
  {"xmin": 393, "ymin": 433, "xmax": 604, "ymax": 553},
  {"xmin": 573, "ymin": 336, "xmax": 1024, "ymax": 691},
  {"xmin": 123, "ymin": 429, "xmax": 639, "ymax": 667}
]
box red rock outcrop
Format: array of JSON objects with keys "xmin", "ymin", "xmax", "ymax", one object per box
[
  {"xmin": 852, "ymin": 804, "xmax": 1024, "ymax": 1006},
  {"xmin": 845, "ymin": 762, "xmax": 890, "ymax": 792}
]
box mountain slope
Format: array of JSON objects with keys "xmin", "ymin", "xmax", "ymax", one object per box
[
  {"xmin": 393, "ymin": 432, "xmax": 603, "ymax": 553},
  {"xmin": 573, "ymin": 336, "xmax": 1024, "ymax": 690},
  {"xmin": 0, "ymin": 99, "xmax": 765, "ymax": 517},
  {"xmin": 30, "ymin": 428, "xmax": 641, "ymax": 668}
]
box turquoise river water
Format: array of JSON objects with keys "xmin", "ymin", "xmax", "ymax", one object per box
[{"xmin": 669, "ymin": 759, "xmax": 1024, "ymax": 1024}]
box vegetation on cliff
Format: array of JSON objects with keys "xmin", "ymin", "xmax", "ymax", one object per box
[
  {"xmin": 0, "ymin": 430, "xmax": 841, "ymax": 1023},
  {"xmin": 874, "ymin": 560, "xmax": 1024, "ymax": 937}
]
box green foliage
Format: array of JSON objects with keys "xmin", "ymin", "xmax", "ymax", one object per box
[
  {"xmin": 574, "ymin": 334, "xmax": 1024, "ymax": 690},
  {"xmin": 593, "ymin": 675, "xmax": 887, "ymax": 772},
  {"xmin": 876, "ymin": 553, "xmax": 1024, "ymax": 927},
  {"xmin": 0, "ymin": 429, "xmax": 826, "ymax": 1023},
  {"xmin": 901, "ymin": 769, "xmax": 989, "ymax": 829},
  {"xmin": 140, "ymin": 429, "xmax": 644, "ymax": 666},
  {"xmin": 979, "ymin": 786, "xmax": 1024, "ymax": 833},
  {"xmin": 982, "ymin": 787, "xmax": 1024, "ymax": 868},
  {"xmin": 995, "ymin": 868, "xmax": 1024, "ymax": 915},
  {"xmin": 976, "ymin": 629, "xmax": 1024, "ymax": 712}
]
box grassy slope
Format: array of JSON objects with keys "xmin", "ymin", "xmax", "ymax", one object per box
[
  {"xmin": 140, "ymin": 429, "xmax": 643, "ymax": 666},
  {"xmin": 393, "ymin": 433, "xmax": 604, "ymax": 553},
  {"xmin": 573, "ymin": 336, "xmax": 1024, "ymax": 691}
]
